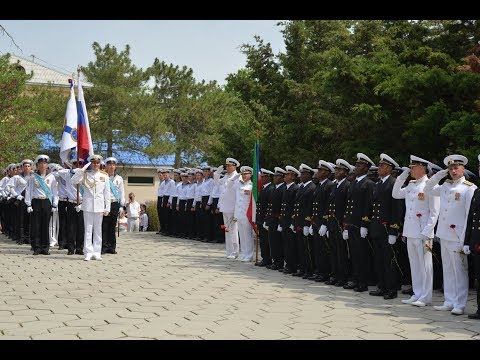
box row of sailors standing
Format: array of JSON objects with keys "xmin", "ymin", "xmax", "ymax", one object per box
[
  {"xmin": 0, "ymin": 152, "xmax": 125, "ymax": 261},
  {"xmin": 250, "ymin": 152, "xmax": 480, "ymax": 319}
]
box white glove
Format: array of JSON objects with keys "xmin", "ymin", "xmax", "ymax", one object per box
[
  {"xmin": 360, "ymin": 227, "xmax": 368, "ymax": 238},
  {"xmin": 303, "ymin": 226, "xmax": 309, "ymax": 236},
  {"xmin": 103, "ymin": 211, "xmax": 110, "ymax": 216},
  {"xmin": 289, "ymin": 224, "xmax": 296, "ymax": 233},
  {"xmin": 276, "ymin": 225, "xmax": 282, "ymax": 232},
  {"xmin": 75, "ymin": 204, "xmax": 82, "ymax": 213},
  {"xmin": 263, "ymin": 222, "xmax": 269, "ymax": 231},
  {"xmin": 214, "ymin": 165, "xmax": 223, "ymax": 180},
  {"xmin": 388, "ymin": 235, "xmax": 397, "ymax": 245},
  {"xmin": 463, "ymin": 245, "xmax": 471, "ymax": 255},
  {"xmin": 7, "ymin": 196, "xmax": 11, "ymax": 200},
  {"xmin": 326, "ymin": 231, "xmax": 329, "ymax": 239},
  {"xmin": 308, "ymin": 225, "xmax": 314, "ymax": 236},
  {"xmin": 342, "ymin": 229, "xmax": 349, "ymax": 240},
  {"xmin": 27, "ymin": 206, "xmax": 33, "ymax": 213},
  {"xmin": 433, "ymin": 169, "xmax": 449, "ymax": 180},
  {"xmin": 81, "ymin": 162, "xmax": 91, "ymax": 171},
  {"xmin": 119, "ymin": 207, "xmax": 124, "ymax": 214},
  {"xmin": 51, "ymin": 207, "xmax": 58, "ymax": 213},
  {"xmin": 16, "ymin": 195, "xmax": 23, "ymax": 201},
  {"xmin": 319, "ymin": 225, "xmax": 327, "ymax": 237}
]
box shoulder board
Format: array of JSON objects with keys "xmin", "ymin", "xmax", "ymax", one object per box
[
  {"xmin": 445, "ymin": 179, "xmax": 453, "ymax": 184},
  {"xmin": 100, "ymin": 170, "xmax": 108, "ymax": 175},
  {"xmin": 463, "ymin": 180, "xmax": 474, "ymax": 186},
  {"xmin": 409, "ymin": 180, "xmax": 416, "ymax": 183}
]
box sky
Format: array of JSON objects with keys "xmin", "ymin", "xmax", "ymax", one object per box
[{"xmin": 0, "ymin": 20, "xmax": 286, "ymax": 86}]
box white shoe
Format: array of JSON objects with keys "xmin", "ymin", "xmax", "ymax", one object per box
[
  {"xmin": 411, "ymin": 300, "xmax": 427, "ymax": 307},
  {"xmin": 92, "ymin": 255, "xmax": 102, "ymax": 261},
  {"xmin": 241, "ymin": 257, "xmax": 252, "ymax": 262},
  {"xmin": 434, "ymin": 305, "xmax": 454, "ymax": 311},
  {"xmin": 84, "ymin": 257, "xmax": 91, "ymax": 261},
  {"xmin": 226, "ymin": 255, "xmax": 235, "ymax": 259},
  {"xmin": 401, "ymin": 296, "xmax": 418, "ymax": 304},
  {"xmin": 451, "ymin": 308, "xmax": 464, "ymax": 315}
]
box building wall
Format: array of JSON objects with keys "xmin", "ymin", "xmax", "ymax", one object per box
[{"xmin": 117, "ymin": 166, "xmax": 161, "ymax": 205}]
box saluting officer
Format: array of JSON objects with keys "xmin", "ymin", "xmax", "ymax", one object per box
[
  {"xmin": 25, "ymin": 155, "xmax": 58, "ymax": 255},
  {"xmin": 343, "ymin": 153, "xmax": 376, "ymax": 292},
  {"xmin": 102, "ymin": 157, "xmax": 125, "ymax": 254},
  {"xmin": 393, "ymin": 155, "xmax": 440, "ymax": 307},
  {"xmin": 71, "ymin": 155, "xmax": 111, "ymax": 261},
  {"xmin": 425, "ymin": 154, "xmax": 477, "ymax": 315},
  {"xmin": 234, "ymin": 166, "xmax": 255, "ymax": 262}
]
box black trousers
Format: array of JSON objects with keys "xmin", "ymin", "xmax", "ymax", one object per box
[
  {"xmin": 162, "ymin": 195, "xmax": 171, "ymax": 234},
  {"xmin": 31, "ymin": 198, "xmax": 52, "ymax": 252},
  {"xmin": 283, "ymin": 226, "xmax": 296, "ymax": 272},
  {"xmin": 347, "ymin": 226, "xmax": 372, "ymax": 288},
  {"xmin": 372, "ymin": 233, "xmax": 398, "ymax": 291},
  {"xmin": 102, "ymin": 201, "xmax": 120, "ymax": 252},
  {"xmin": 13, "ymin": 200, "xmax": 25, "ymax": 241},
  {"xmin": 58, "ymin": 200, "xmax": 68, "ymax": 248},
  {"xmin": 66, "ymin": 202, "xmax": 84, "ymax": 252},
  {"xmin": 178, "ymin": 200, "xmax": 187, "ymax": 237},
  {"xmin": 210, "ymin": 198, "xmax": 224, "ymax": 243},
  {"xmin": 157, "ymin": 196, "xmax": 162, "ymax": 232},
  {"xmin": 330, "ymin": 225, "xmax": 349, "ymax": 282},
  {"xmin": 313, "ymin": 229, "xmax": 331, "ymax": 277},
  {"xmin": 171, "ymin": 197, "xmax": 178, "ymax": 236},
  {"xmin": 268, "ymin": 219, "xmax": 283, "ymax": 267},
  {"xmin": 186, "ymin": 199, "xmax": 195, "ymax": 238},
  {"xmin": 258, "ymin": 225, "xmax": 271, "ymax": 263}
]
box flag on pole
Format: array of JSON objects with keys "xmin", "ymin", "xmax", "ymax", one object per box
[
  {"xmin": 76, "ymin": 78, "xmax": 94, "ymax": 162},
  {"xmin": 59, "ymin": 79, "xmax": 78, "ymax": 165},
  {"xmin": 247, "ymin": 140, "xmax": 262, "ymax": 228}
]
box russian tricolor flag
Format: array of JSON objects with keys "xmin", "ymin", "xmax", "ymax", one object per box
[{"xmin": 77, "ymin": 78, "xmax": 94, "ymax": 162}]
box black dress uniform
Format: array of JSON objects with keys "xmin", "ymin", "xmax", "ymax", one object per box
[
  {"xmin": 369, "ymin": 175, "xmax": 403, "ymax": 299},
  {"xmin": 311, "ymin": 178, "xmax": 334, "ymax": 281},
  {"xmin": 256, "ymin": 181, "xmax": 274, "ymax": 266},
  {"xmin": 292, "ymin": 179, "xmax": 317, "ymax": 277},
  {"xmin": 279, "ymin": 181, "xmax": 299, "ymax": 274},
  {"xmin": 324, "ymin": 177, "xmax": 350, "ymax": 286},
  {"xmin": 343, "ymin": 174, "xmax": 375, "ymax": 291},
  {"xmin": 465, "ymin": 188, "xmax": 480, "ymax": 318},
  {"xmin": 265, "ymin": 182, "xmax": 286, "ymax": 270}
]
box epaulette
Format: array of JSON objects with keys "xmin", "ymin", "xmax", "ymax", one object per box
[
  {"xmin": 361, "ymin": 216, "xmax": 370, "ymax": 222},
  {"xmin": 445, "ymin": 179, "xmax": 453, "ymax": 184},
  {"xmin": 463, "ymin": 180, "xmax": 474, "ymax": 186},
  {"xmin": 409, "ymin": 180, "xmax": 416, "ymax": 183}
]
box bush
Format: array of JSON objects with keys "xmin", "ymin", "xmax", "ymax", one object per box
[{"xmin": 145, "ymin": 200, "xmax": 159, "ymax": 232}]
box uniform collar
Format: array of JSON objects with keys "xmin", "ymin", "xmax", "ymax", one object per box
[{"xmin": 356, "ymin": 174, "xmax": 367, "ymax": 182}]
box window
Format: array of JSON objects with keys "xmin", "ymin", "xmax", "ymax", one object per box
[{"xmin": 128, "ymin": 176, "xmax": 154, "ymax": 185}]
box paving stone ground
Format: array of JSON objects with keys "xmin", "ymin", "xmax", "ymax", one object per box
[{"xmin": 0, "ymin": 232, "xmax": 479, "ymax": 340}]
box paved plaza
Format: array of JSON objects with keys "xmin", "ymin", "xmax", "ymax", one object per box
[{"xmin": 0, "ymin": 232, "xmax": 480, "ymax": 340}]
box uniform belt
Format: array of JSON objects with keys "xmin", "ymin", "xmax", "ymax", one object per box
[
  {"xmin": 35, "ymin": 196, "xmax": 47, "ymax": 200},
  {"xmin": 59, "ymin": 197, "xmax": 68, "ymax": 201},
  {"xmin": 68, "ymin": 199, "xmax": 79, "ymax": 204},
  {"xmin": 111, "ymin": 199, "xmax": 118, "ymax": 203}
]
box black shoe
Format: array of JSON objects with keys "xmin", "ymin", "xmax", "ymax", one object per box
[
  {"xmin": 468, "ymin": 311, "xmax": 480, "ymax": 319},
  {"xmin": 283, "ymin": 268, "xmax": 294, "ymax": 274},
  {"xmin": 343, "ymin": 282, "xmax": 358, "ymax": 290},
  {"xmin": 325, "ymin": 278, "xmax": 337, "ymax": 285},
  {"xmin": 101, "ymin": 250, "xmax": 106, "ymax": 254},
  {"xmin": 383, "ymin": 291, "xmax": 398, "ymax": 300},
  {"xmin": 75, "ymin": 250, "xmax": 84, "ymax": 255},
  {"xmin": 292, "ymin": 271, "xmax": 305, "ymax": 277},
  {"xmin": 302, "ymin": 273, "xmax": 313, "ymax": 279},
  {"xmin": 315, "ymin": 275, "xmax": 327, "ymax": 282},
  {"xmin": 401, "ymin": 287, "xmax": 414, "ymax": 295},
  {"xmin": 58, "ymin": 245, "xmax": 65, "ymax": 250},
  {"xmin": 369, "ymin": 289, "xmax": 386, "ymax": 296},
  {"xmin": 335, "ymin": 281, "xmax": 346, "ymax": 287},
  {"xmin": 42, "ymin": 251, "xmax": 50, "ymax": 255},
  {"xmin": 354, "ymin": 286, "xmax": 368, "ymax": 292},
  {"xmin": 67, "ymin": 251, "xmax": 74, "ymax": 255},
  {"xmin": 33, "ymin": 251, "xmax": 40, "ymax": 255},
  {"xmin": 269, "ymin": 264, "xmax": 281, "ymax": 270}
]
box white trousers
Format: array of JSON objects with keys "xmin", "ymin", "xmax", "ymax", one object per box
[
  {"xmin": 407, "ymin": 237, "xmax": 433, "ymax": 304},
  {"xmin": 440, "ymin": 239, "xmax": 469, "ymax": 310},
  {"xmin": 49, "ymin": 211, "xmax": 59, "ymax": 246},
  {"xmin": 83, "ymin": 211, "xmax": 103, "ymax": 259},
  {"xmin": 238, "ymin": 218, "xmax": 254, "ymax": 261},
  {"xmin": 223, "ymin": 212, "xmax": 239, "ymax": 257},
  {"xmin": 127, "ymin": 218, "xmax": 139, "ymax": 232}
]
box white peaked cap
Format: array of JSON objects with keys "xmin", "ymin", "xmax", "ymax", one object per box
[
  {"xmin": 225, "ymin": 157, "xmax": 240, "ymax": 167},
  {"xmin": 274, "ymin": 167, "xmax": 286, "ymax": 175},
  {"xmin": 285, "ymin": 165, "xmax": 300, "ymax": 176},
  {"xmin": 299, "ymin": 163, "xmax": 314, "ymax": 173},
  {"xmin": 105, "ymin": 157, "xmax": 118, "ymax": 164},
  {"xmin": 261, "ymin": 168, "xmax": 274, "ymax": 175},
  {"xmin": 356, "ymin": 153, "xmax": 375, "ymax": 167},
  {"xmin": 240, "ymin": 166, "xmax": 253, "ymax": 173},
  {"xmin": 34, "ymin": 155, "xmax": 50, "ymax": 165},
  {"xmin": 318, "ymin": 160, "xmax": 335, "ymax": 173},
  {"xmin": 87, "ymin": 154, "xmax": 103, "ymax": 162},
  {"xmin": 444, "ymin": 154, "xmax": 468, "ymax": 167},
  {"xmin": 335, "ymin": 159, "xmax": 352, "ymax": 171},
  {"xmin": 410, "ymin": 155, "xmax": 430, "ymax": 167},
  {"xmin": 379, "ymin": 153, "xmax": 399, "ymax": 168}
]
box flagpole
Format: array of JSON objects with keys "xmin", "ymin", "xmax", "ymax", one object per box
[
  {"xmin": 76, "ymin": 68, "xmax": 80, "ymax": 207},
  {"xmin": 254, "ymin": 132, "xmax": 260, "ymax": 264}
]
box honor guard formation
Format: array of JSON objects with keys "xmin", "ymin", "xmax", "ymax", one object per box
[{"xmin": 4, "ymin": 152, "xmax": 480, "ymax": 319}]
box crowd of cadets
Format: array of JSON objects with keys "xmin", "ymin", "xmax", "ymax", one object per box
[
  {"xmin": 156, "ymin": 153, "xmax": 480, "ymax": 319},
  {"xmin": 4, "ymin": 150, "xmax": 480, "ymax": 319},
  {"xmin": 0, "ymin": 152, "xmax": 124, "ymax": 259}
]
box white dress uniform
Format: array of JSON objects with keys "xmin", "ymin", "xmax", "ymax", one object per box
[
  {"xmin": 234, "ymin": 177, "xmax": 254, "ymax": 262},
  {"xmin": 393, "ymin": 162, "xmax": 440, "ymax": 306},
  {"xmin": 71, "ymin": 164, "xmax": 111, "ymax": 261},
  {"xmin": 218, "ymin": 159, "xmax": 241, "ymax": 258},
  {"xmin": 424, "ymin": 155, "xmax": 477, "ymax": 314}
]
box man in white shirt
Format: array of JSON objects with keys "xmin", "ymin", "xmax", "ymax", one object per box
[
  {"xmin": 126, "ymin": 192, "xmax": 141, "ymax": 232},
  {"xmin": 71, "ymin": 155, "xmax": 111, "ymax": 261},
  {"xmin": 218, "ymin": 157, "xmax": 241, "ymax": 259}
]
